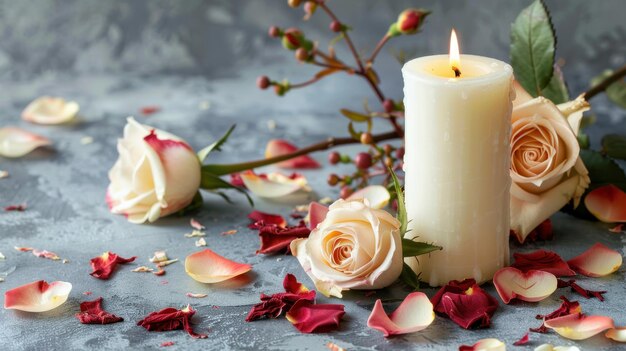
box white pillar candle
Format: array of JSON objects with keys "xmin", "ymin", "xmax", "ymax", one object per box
[{"xmin": 402, "ymin": 41, "xmax": 513, "ymax": 286}]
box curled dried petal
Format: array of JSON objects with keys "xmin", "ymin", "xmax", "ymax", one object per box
[
  {"xmin": 90, "ymin": 252, "xmax": 137, "ymax": 280},
  {"xmin": 137, "ymin": 305, "xmax": 207, "ymax": 339},
  {"xmin": 511, "ymin": 250, "xmax": 575, "ymax": 277},
  {"xmin": 75, "ymin": 297, "xmax": 124, "ymax": 324}
]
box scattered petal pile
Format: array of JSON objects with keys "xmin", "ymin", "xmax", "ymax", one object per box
[
  {"xmin": 246, "ymin": 273, "xmax": 316, "ymax": 321},
  {"xmin": 367, "ymin": 292, "xmax": 435, "ymax": 337},
  {"xmin": 4, "ymin": 280, "xmax": 72, "ymax": 312},
  {"xmin": 75, "ymin": 297, "xmax": 124, "ymax": 324},
  {"xmin": 90, "ymin": 252, "xmax": 137, "ymax": 280},
  {"xmin": 137, "ymin": 305, "xmax": 207, "ymax": 339},
  {"xmin": 185, "ymin": 249, "xmax": 251, "ymax": 283}
]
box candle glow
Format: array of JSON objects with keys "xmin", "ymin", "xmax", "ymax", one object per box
[{"xmin": 449, "ymin": 29, "xmax": 461, "ymax": 77}]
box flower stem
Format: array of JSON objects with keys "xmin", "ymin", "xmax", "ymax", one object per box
[
  {"xmin": 202, "ymin": 130, "xmax": 400, "ymax": 176},
  {"xmin": 582, "ymin": 64, "xmax": 626, "ymax": 100},
  {"xmin": 367, "ymin": 34, "xmax": 390, "ymax": 65}
]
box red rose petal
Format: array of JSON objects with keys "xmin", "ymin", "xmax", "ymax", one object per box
[
  {"xmin": 431, "ymin": 279, "xmax": 476, "ymax": 314},
  {"xmin": 89, "ymin": 252, "xmax": 137, "ymax": 280},
  {"xmin": 511, "ymin": 250, "xmax": 576, "ymax": 277},
  {"xmin": 557, "ymin": 279, "xmax": 606, "ymax": 301},
  {"xmin": 230, "ymin": 173, "xmax": 245, "ymax": 188},
  {"xmin": 75, "ymin": 297, "xmax": 124, "ymax": 324},
  {"xmin": 190, "ymin": 218, "xmax": 205, "ymax": 231},
  {"xmin": 308, "ymin": 202, "xmax": 329, "ymax": 230},
  {"xmin": 256, "ymin": 221, "xmax": 310, "ymax": 255},
  {"xmin": 286, "ymin": 300, "xmax": 344, "ymax": 333},
  {"xmin": 137, "ymin": 305, "xmax": 207, "ymax": 339},
  {"xmin": 531, "ymin": 296, "xmax": 581, "ymax": 333},
  {"xmin": 246, "ymin": 273, "xmax": 315, "ymax": 322},
  {"xmin": 567, "ymin": 243, "xmax": 622, "ymax": 277},
  {"xmin": 161, "ymin": 341, "xmax": 175, "ymax": 347},
  {"xmin": 440, "ymin": 285, "xmax": 499, "ymax": 329},
  {"xmin": 584, "ymin": 184, "xmax": 626, "ymax": 223},
  {"xmin": 513, "ymin": 332, "xmax": 529, "ymax": 346},
  {"xmin": 140, "ymin": 106, "xmax": 160, "ymax": 115},
  {"xmin": 248, "ymin": 210, "xmax": 287, "ymax": 229},
  {"xmin": 265, "ymin": 139, "xmax": 321, "ymax": 169},
  {"xmin": 4, "ymin": 204, "xmax": 26, "ymax": 212}
]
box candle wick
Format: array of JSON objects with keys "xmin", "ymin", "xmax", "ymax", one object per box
[{"xmin": 452, "ymin": 66, "xmax": 461, "ymax": 77}]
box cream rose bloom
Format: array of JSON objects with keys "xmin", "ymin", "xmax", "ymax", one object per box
[
  {"xmin": 290, "ymin": 199, "xmax": 403, "ymax": 298},
  {"xmin": 107, "ymin": 118, "xmax": 201, "ymax": 224},
  {"xmin": 510, "ymin": 83, "xmax": 590, "ymax": 242}
]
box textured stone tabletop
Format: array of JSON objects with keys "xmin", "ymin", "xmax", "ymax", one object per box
[{"xmin": 0, "ymin": 1, "xmax": 625, "ymax": 350}]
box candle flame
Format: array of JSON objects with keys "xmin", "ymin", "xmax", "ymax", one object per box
[{"xmin": 449, "ymin": 29, "xmax": 461, "ymax": 77}]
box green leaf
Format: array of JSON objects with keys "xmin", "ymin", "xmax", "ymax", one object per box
[
  {"xmin": 200, "ymin": 170, "xmax": 253, "ymax": 206},
  {"xmin": 577, "ymin": 133, "xmax": 590, "ymax": 150},
  {"xmin": 347, "ymin": 122, "xmax": 361, "ymax": 140},
  {"xmin": 197, "ymin": 125, "xmax": 236, "ymax": 162},
  {"xmin": 176, "ymin": 191, "xmax": 203, "ymax": 216},
  {"xmin": 399, "ymin": 263, "xmax": 420, "ymax": 291},
  {"xmin": 542, "ymin": 66, "xmax": 570, "ymax": 104},
  {"xmin": 591, "ymin": 70, "xmax": 626, "ymax": 108},
  {"xmin": 602, "ymin": 134, "xmax": 626, "ymax": 160},
  {"xmin": 340, "ymin": 109, "xmax": 370, "ymax": 123},
  {"xmin": 402, "ymin": 239, "xmax": 442, "ymax": 258},
  {"xmin": 510, "ymin": 0, "xmax": 556, "ymax": 97},
  {"xmin": 388, "ymin": 168, "xmax": 407, "ymax": 236}
]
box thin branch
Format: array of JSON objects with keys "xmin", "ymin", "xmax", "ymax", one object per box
[
  {"xmin": 318, "ymin": 2, "xmax": 365, "ymax": 73},
  {"xmin": 367, "ymin": 34, "xmax": 391, "ymax": 65},
  {"xmin": 582, "ymin": 64, "xmax": 626, "ymax": 101}
]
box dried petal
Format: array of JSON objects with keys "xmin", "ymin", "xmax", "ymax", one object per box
[
  {"xmin": 150, "ymin": 250, "xmax": 169, "ymax": 263},
  {"xmin": 4, "ymin": 280, "xmax": 72, "ymax": 312},
  {"xmin": 90, "ymin": 252, "xmax": 137, "ymax": 280},
  {"xmin": 326, "ymin": 342, "xmax": 346, "ymax": 351},
  {"xmin": 246, "ymin": 274, "xmax": 316, "ymax": 322},
  {"xmin": 0, "ymin": 127, "xmax": 51, "ymax": 158},
  {"xmin": 584, "ymin": 184, "xmax": 626, "ymax": 223},
  {"xmin": 14, "ymin": 246, "xmax": 33, "ymax": 252},
  {"xmin": 286, "ymin": 300, "xmax": 344, "ymax": 333},
  {"xmin": 256, "ymin": 221, "xmax": 310, "ymax": 255},
  {"xmin": 512, "ymin": 250, "xmax": 576, "ymax": 277},
  {"xmin": 186, "ymin": 293, "xmax": 207, "ymax": 298},
  {"xmin": 431, "ymin": 279, "xmax": 476, "ymax": 313},
  {"xmin": 32, "ymin": 249, "xmax": 60, "ymax": 261},
  {"xmin": 248, "ymin": 210, "xmax": 287, "ymax": 229},
  {"xmin": 195, "ymin": 238, "xmax": 207, "ymax": 247},
  {"xmin": 220, "ymin": 230, "xmax": 237, "ymax": 236},
  {"xmin": 531, "ymin": 296, "xmax": 581, "ymax": 333},
  {"xmin": 161, "ymin": 341, "xmax": 175, "ymax": 347},
  {"xmin": 265, "ymin": 139, "xmax": 321, "ymax": 169},
  {"xmin": 137, "ymin": 305, "xmax": 207, "ymax": 339},
  {"xmin": 493, "ymin": 267, "xmax": 557, "ymax": 304},
  {"xmin": 132, "ymin": 266, "xmax": 153, "ymax": 273},
  {"xmin": 157, "ymin": 259, "xmax": 178, "ymax": 268},
  {"xmin": 0, "ymin": 170, "xmax": 9, "ymax": 179},
  {"xmin": 605, "ymin": 326, "xmax": 626, "ymax": 342},
  {"xmin": 567, "ymin": 243, "xmax": 622, "ymax": 277},
  {"xmin": 557, "ymin": 279, "xmax": 606, "ymax": 301},
  {"xmin": 439, "ymin": 285, "xmax": 499, "ymax": 329},
  {"xmin": 367, "ymin": 292, "xmax": 435, "ymax": 337},
  {"xmin": 140, "ymin": 106, "xmax": 160, "ymax": 115},
  {"xmin": 153, "ymin": 268, "xmax": 166, "ymax": 276},
  {"xmin": 190, "ymin": 218, "xmax": 205, "ymax": 231},
  {"xmin": 5, "ymin": 204, "xmax": 26, "ymax": 211},
  {"xmin": 0, "ymin": 252, "xmax": 4, "ymax": 260},
  {"xmin": 185, "ymin": 230, "xmax": 205, "ymax": 238},
  {"xmin": 185, "ymin": 249, "xmax": 251, "ymax": 283},
  {"xmin": 346, "ymin": 185, "xmax": 391, "ymax": 209},
  {"xmin": 308, "ymin": 202, "xmax": 329, "ymax": 230},
  {"xmin": 246, "ymin": 295, "xmax": 288, "ymax": 321},
  {"xmin": 22, "ymin": 96, "xmax": 79, "ymax": 124},
  {"xmin": 544, "ymin": 313, "xmax": 614, "ymax": 340},
  {"xmin": 240, "ymin": 170, "xmax": 310, "ymax": 198},
  {"xmin": 609, "ymin": 224, "xmax": 624, "ymax": 233},
  {"xmin": 75, "ymin": 297, "xmax": 124, "ymax": 324},
  {"xmin": 514, "ymin": 332, "xmax": 530, "ymax": 346},
  {"xmin": 459, "ymin": 338, "xmax": 506, "ymax": 351}
]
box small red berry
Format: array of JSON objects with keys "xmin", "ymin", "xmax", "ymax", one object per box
[
  {"xmin": 257, "ymin": 76, "xmax": 271, "ymax": 90},
  {"xmin": 327, "ymin": 173, "xmax": 339, "ymax": 186},
  {"xmin": 268, "ymin": 26, "xmax": 281, "ymax": 38},
  {"xmin": 295, "ymin": 47, "xmax": 309, "ymax": 62},
  {"xmin": 330, "ymin": 20, "xmax": 342, "ymax": 33},
  {"xmin": 383, "ymin": 99, "xmax": 394, "ymax": 113},
  {"xmin": 355, "ymin": 152, "xmax": 373, "ymax": 169},
  {"xmin": 328, "ymin": 151, "xmax": 341, "ymax": 165},
  {"xmin": 360, "ymin": 132, "xmax": 373, "ymax": 145},
  {"xmin": 288, "ymin": 0, "xmax": 302, "ymax": 8},
  {"xmin": 396, "ymin": 147, "xmax": 405, "ymax": 159}
]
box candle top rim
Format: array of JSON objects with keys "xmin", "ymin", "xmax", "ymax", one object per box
[{"xmin": 402, "ymin": 54, "xmax": 512, "ymax": 85}]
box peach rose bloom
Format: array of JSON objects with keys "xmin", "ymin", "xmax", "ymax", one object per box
[
  {"xmin": 291, "ymin": 199, "xmax": 403, "ymax": 298},
  {"xmin": 510, "ymin": 82, "xmax": 590, "ymax": 242}
]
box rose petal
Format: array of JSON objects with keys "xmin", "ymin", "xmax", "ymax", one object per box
[
  {"xmin": 557, "ymin": 279, "xmax": 606, "ymax": 301},
  {"xmin": 367, "ymin": 292, "xmax": 435, "ymax": 337},
  {"xmin": 4, "ymin": 280, "xmax": 72, "ymax": 312},
  {"xmin": 346, "ymin": 185, "xmax": 391, "ymax": 209},
  {"xmin": 256, "ymin": 221, "xmax": 310, "ymax": 255},
  {"xmin": 609, "ymin": 224, "xmax": 624, "ymax": 233},
  {"xmin": 566, "ymin": 243, "xmax": 622, "ymax": 277},
  {"xmin": 246, "ymin": 273, "xmax": 316, "ymax": 322},
  {"xmin": 459, "ymin": 338, "xmax": 506, "ymax": 351},
  {"xmin": 240, "ymin": 171, "xmax": 310, "ymax": 198},
  {"xmin": 285, "ymin": 300, "xmax": 344, "ymax": 333},
  {"xmin": 21, "ymin": 96, "xmax": 79, "ymax": 125},
  {"xmin": 514, "ymin": 332, "xmax": 530, "ymax": 346},
  {"xmin": 584, "ymin": 185, "xmax": 626, "ymax": 223},
  {"xmin": 431, "ymin": 279, "xmax": 476, "ymax": 313},
  {"xmin": 512, "ymin": 250, "xmax": 576, "ymax": 277},
  {"xmin": 493, "ymin": 267, "xmax": 557, "ymax": 304},
  {"xmin": 0, "ymin": 127, "xmax": 51, "ymax": 158},
  {"xmin": 190, "ymin": 218, "xmax": 205, "ymax": 231},
  {"xmin": 308, "ymin": 202, "xmax": 329, "ymax": 230},
  {"xmin": 534, "ymin": 344, "xmax": 581, "ymax": 351},
  {"xmin": 75, "ymin": 297, "xmax": 124, "ymax": 324},
  {"xmin": 185, "ymin": 249, "xmax": 251, "ymax": 283},
  {"xmin": 606, "ymin": 326, "xmax": 626, "ymax": 342},
  {"xmin": 140, "ymin": 106, "xmax": 160, "ymax": 115},
  {"xmin": 137, "ymin": 305, "xmax": 207, "ymax": 339},
  {"xmin": 90, "ymin": 252, "xmax": 137, "ymax": 280},
  {"xmin": 248, "ymin": 210, "xmax": 287, "ymax": 229},
  {"xmin": 440, "ymin": 285, "xmax": 499, "ymax": 329},
  {"xmin": 265, "ymin": 139, "xmax": 321, "ymax": 169},
  {"xmin": 544, "ymin": 313, "xmax": 614, "ymax": 340},
  {"xmin": 4, "ymin": 204, "xmax": 27, "ymax": 212}
]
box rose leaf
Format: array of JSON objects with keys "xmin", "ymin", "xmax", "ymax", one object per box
[
  {"xmin": 400, "ymin": 263, "xmax": 420, "ymax": 291},
  {"xmin": 601, "ymin": 134, "xmax": 626, "ymax": 160},
  {"xmin": 542, "ymin": 65, "xmax": 570, "ymax": 104},
  {"xmin": 199, "ymin": 171, "xmax": 253, "ymax": 206},
  {"xmin": 510, "ymin": 0, "xmax": 556, "ymax": 97},
  {"xmin": 197, "ymin": 124, "xmax": 236, "ymax": 162}
]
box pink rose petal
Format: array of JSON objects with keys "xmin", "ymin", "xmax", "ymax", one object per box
[
  {"xmin": 609, "ymin": 224, "xmax": 624, "ymax": 233},
  {"xmin": 240, "ymin": 170, "xmax": 310, "ymax": 198},
  {"xmin": 247, "ymin": 210, "xmax": 287, "ymax": 229},
  {"xmin": 308, "ymin": 202, "xmax": 329, "ymax": 230},
  {"xmin": 285, "ymin": 299, "xmax": 344, "ymax": 333},
  {"xmin": 544, "ymin": 313, "xmax": 614, "ymax": 340},
  {"xmin": 265, "ymin": 139, "xmax": 321, "ymax": 169},
  {"xmin": 493, "ymin": 267, "xmax": 557, "ymax": 304},
  {"xmin": 459, "ymin": 338, "xmax": 506, "ymax": 351},
  {"xmin": 4, "ymin": 280, "xmax": 72, "ymax": 312},
  {"xmin": 511, "ymin": 250, "xmax": 576, "ymax": 277},
  {"xmin": 566, "ymin": 243, "xmax": 622, "ymax": 277},
  {"xmin": 367, "ymin": 292, "xmax": 435, "ymax": 337},
  {"xmin": 531, "ymin": 296, "xmax": 581, "ymax": 333},
  {"xmin": 346, "ymin": 185, "xmax": 391, "ymax": 209},
  {"xmin": 513, "ymin": 332, "xmax": 529, "ymax": 346},
  {"xmin": 185, "ymin": 249, "xmax": 251, "ymax": 283},
  {"xmin": 0, "ymin": 127, "xmax": 51, "ymax": 158},
  {"xmin": 21, "ymin": 96, "xmax": 79, "ymax": 125},
  {"xmin": 190, "ymin": 218, "xmax": 205, "ymax": 231},
  {"xmin": 584, "ymin": 185, "xmax": 626, "ymax": 223},
  {"xmin": 605, "ymin": 326, "xmax": 626, "ymax": 342}
]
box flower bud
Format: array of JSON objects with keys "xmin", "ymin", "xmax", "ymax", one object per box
[
  {"xmin": 282, "ymin": 28, "xmax": 305, "ymax": 50},
  {"xmin": 327, "ymin": 173, "xmax": 339, "ymax": 186},
  {"xmin": 257, "ymin": 76, "xmax": 271, "ymax": 90},
  {"xmin": 288, "ymin": 0, "xmax": 302, "ymax": 8},
  {"xmin": 295, "ymin": 47, "xmax": 310, "ymax": 62},
  {"xmin": 329, "ymin": 20, "xmax": 342, "ymax": 33},
  {"xmin": 360, "ymin": 132, "xmax": 373, "ymax": 145},
  {"xmin": 395, "ymin": 147, "xmax": 405, "ymax": 160},
  {"xmin": 355, "ymin": 152, "xmax": 373, "ymax": 169},
  {"xmin": 303, "ymin": 1, "xmax": 317, "ymax": 20},
  {"xmin": 274, "ymin": 82, "xmax": 290, "ymax": 96},
  {"xmin": 388, "ymin": 8, "xmax": 430, "ymax": 37},
  {"xmin": 383, "ymin": 99, "xmax": 395, "ymax": 113},
  {"xmin": 328, "ymin": 151, "xmax": 341, "ymax": 165},
  {"xmin": 383, "ymin": 144, "xmax": 393, "ymax": 155},
  {"xmin": 268, "ymin": 26, "xmax": 282, "ymax": 38}
]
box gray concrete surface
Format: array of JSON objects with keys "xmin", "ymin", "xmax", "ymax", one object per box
[{"xmin": 0, "ymin": 1, "xmax": 625, "ymax": 350}]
